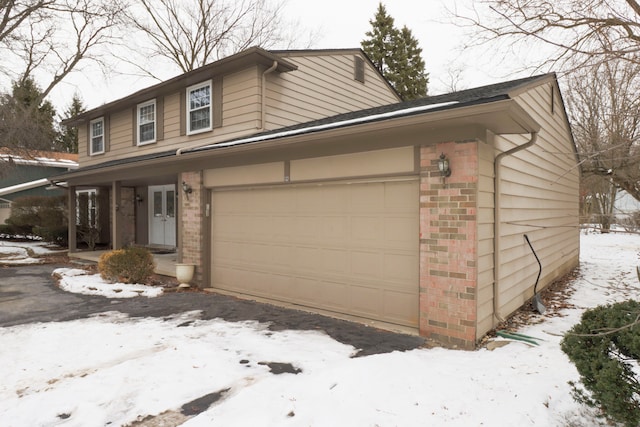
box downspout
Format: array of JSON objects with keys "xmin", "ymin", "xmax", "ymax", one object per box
[
  {"xmin": 493, "ymin": 131, "xmax": 538, "ymax": 323},
  {"xmin": 259, "ymin": 60, "xmax": 278, "ymax": 132},
  {"xmin": 175, "ymin": 60, "xmax": 278, "ymax": 156}
]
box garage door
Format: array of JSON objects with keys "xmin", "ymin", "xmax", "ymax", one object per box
[{"xmin": 210, "ymin": 179, "xmax": 419, "ymax": 327}]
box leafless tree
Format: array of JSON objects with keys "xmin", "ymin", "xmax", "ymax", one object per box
[
  {"xmin": 567, "ymin": 60, "xmax": 640, "ymax": 214},
  {"xmin": 123, "ymin": 0, "xmax": 300, "ymax": 77},
  {"xmin": 0, "ymin": 0, "xmax": 126, "ymax": 105},
  {"xmin": 449, "ymin": 0, "xmax": 640, "ymax": 71}
]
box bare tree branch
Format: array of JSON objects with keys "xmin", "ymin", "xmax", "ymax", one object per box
[{"xmin": 122, "ymin": 0, "xmax": 292, "ymax": 77}]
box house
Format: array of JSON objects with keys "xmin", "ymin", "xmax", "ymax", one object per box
[
  {"xmin": 53, "ymin": 47, "xmax": 580, "ymax": 349},
  {"xmin": 0, "ymin": 149, "xmax": 78, "ymax": 224}
]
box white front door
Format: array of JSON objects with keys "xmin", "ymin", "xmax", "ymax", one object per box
[{"xmin": 149, "ymin": 184, "xmax": 176, "ymax": 247}]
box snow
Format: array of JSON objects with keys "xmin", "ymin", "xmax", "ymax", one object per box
[
  {"xmin": 54, "ymin": 267, "xmax": 164, "ymax": 298},
  {"xmin": 1, "ymin": 231, "xmax": 639, "ymax": 426},
  {"xmin": 0, "ymin": 240, "xmax": 66, "ymax": 264}
]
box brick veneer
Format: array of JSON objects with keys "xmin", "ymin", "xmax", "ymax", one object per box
[
  {"xmin": 180, "ymin": 171, "xmax": 204, "ymax": 285},
  {"xmin": 420, "ymin": 142, "xmax": 478, "ymax": 349}
]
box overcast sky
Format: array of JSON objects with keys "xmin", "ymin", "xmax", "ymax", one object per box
[{"xmin": 48, "ymin": 0, "xmax": 539, "ymax": 112}]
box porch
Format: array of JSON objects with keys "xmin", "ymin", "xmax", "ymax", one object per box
[{"xmin": 69, "ymin": 250, "xmax": 178, "ymax": 278}]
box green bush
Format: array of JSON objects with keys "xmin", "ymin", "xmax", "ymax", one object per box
[
  {"xmin": 98, "ymin": 246, "xmax": 155, "ymax": 284},
  {"xmin": 561, "ymin": 300, "xmax": 640, "ymax": 427},
  {"xmin": 5, "ymin": 195, "xmax": 68, "ymax": 244}
]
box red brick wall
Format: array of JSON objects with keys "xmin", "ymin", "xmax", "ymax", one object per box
[
  {"xmin": 180, "ymin": 171, "xmax": 203, "ymax": 285},
  {"xmin": 420, "ymin": 142, "xmax": 478, "ymax": 349}
]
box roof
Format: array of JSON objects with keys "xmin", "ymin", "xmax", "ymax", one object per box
[
  {"xmin": 53, "ymin": 73, "xmax": 555, "ymax": 178},
  {"xmin": 185, "ymin": 73, "xmax": 553, "ymax": 154},
  {"xmin": 0, "ymin": 149, "xmax": 78, "ymax": 168},
  {"xmin": 62, "ymin": 47, "xmax": 298, "ymax": 127}
]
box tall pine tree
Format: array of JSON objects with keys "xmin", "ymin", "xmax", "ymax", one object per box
[
  {"xmin": 361, "ymin": 3, "xmax": 429, "ymax": 100},
  {"xmin": 55, "ymin": 94, "xmax": 86, "ymax": 153},
  {"xmin": 0, "ymin": 77, "xmax": 58, "ymax": 152}
]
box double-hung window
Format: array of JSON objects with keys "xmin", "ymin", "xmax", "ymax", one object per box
[
  {"xmin": 137, "ymin": 99, "xmax": 156, "ymax": 145},
  {"xmin": 187, "ymin": 80, "xmax": 212, "ymax": 134},
  {"xmin": 90, "ymin": 117, "xmax": 105, "ymax": 155}
]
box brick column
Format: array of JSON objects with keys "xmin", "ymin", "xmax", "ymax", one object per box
[
  {"xmin": 180, "ymin": 171, "xmax": 204, "ymax": 286},
  {"xmin": 419, "ymin": 142, "xmax": 478, "ymax": 349}
]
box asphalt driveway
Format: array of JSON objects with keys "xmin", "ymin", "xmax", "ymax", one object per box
[{"xmin": 0, "ymin": 264, "xmax": 425, "ymax": 356}]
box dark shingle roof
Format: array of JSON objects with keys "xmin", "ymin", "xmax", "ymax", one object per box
[
  {"xmin": 59, "ymin": 73, "xmax": 554, "ymax": 176},
  {"xmin": 186, "ymin": 73, "xmax": 553, "ymax": 154}
]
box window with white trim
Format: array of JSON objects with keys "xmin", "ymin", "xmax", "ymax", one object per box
[
  {"xmin": 137, "ymin": 99, "xmax": 156, "ymax": 145},
  {"xmin": 187, "ymin": 80, "xmax": 212, "ymax": 134},
  {"xmin": 76, "ymin": 189, "xmax": 97, "ymax": 228},
  {"xmin": 90, "ymin": 117, "xmax": 105, "ymax": 155}
]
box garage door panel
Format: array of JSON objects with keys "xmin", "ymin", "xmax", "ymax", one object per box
[
  {"xmin": 351, "ymin": 251, "xmax": 383, "ymax": 278},
  {"xmin": 351, "ymin": 216, "xmax": 383, "ymax": 242},
  {"xmin": 349, "ymin": 285, "xmax": 383, "ymax": 317},
  {"xmin": 385, "ymin": 216, "xmax": 418, "ymax": 245},
  {"xmin": 320, "ymin": 248, "xmax": 350, "ymax": 275},
  {"xmin": 384, "ymin": 290, "xmax": 419, "ymax": 325},
  {"xmin": 384, "ymin": 253, "xmax": 419, "ymax": 283},
  {"xmin": 211, "ymin": 180, "xmax": 419, "ymax": 328}
]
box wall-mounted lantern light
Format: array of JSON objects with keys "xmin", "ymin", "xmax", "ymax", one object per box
[
  {"xmin": 182, "ymin": 181, "xmax": 193, "ymax": 200},
  {"xmin": 135, "ymin": 194, "xmax": 144, "ymax": 204},
  {"xmin": 437, "ymin": 152, "xmax": 451, "ymax": 180}
]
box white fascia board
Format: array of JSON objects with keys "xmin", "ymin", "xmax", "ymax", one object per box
[{"xmin": 0, "ymin": 178, "xmax": 51, "ymax": 196}]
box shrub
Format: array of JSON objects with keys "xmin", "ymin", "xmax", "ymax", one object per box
[
  {"xmin": 98, "ymin": 247, "xmax": 155, "ymax": 284},
  {"xmin": 5, "ymin": 195, "xmax": 68, "ymax": 244},
  {"xmin": 561, "ymin": 300, "xmax": 640, "ymax": 427}
]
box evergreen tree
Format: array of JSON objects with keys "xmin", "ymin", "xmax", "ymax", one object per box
[
  {"xmin": 361, "ymin": 3, "xmax": 429, "ymax": 100},
  {"xmin": 0, "ymin": 77, "xmax": 57, "ymax": 152},
  {"xmin": 55, "ymin": 94, "xmax": 86, "ymax": 153}
]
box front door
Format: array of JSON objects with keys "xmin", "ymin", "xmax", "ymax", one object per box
[{"xmin": 149, "ymin": 184, "xmax": 176, "ymax": 247}]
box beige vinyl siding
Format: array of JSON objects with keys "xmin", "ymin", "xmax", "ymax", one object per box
[
  {"xmin": 493, "ymin": 82, "xmax": 580, "ymax": 319},
  {"xmin": 476, "ymin": 141, "xmax": 495, "ymax": 339},
  {"xmin": 79, "ymin": 67, "xmax": 262, "ymax": 168},
  {"xmin": 265, "ymin": 53, "xmax": 399, "ymax": 130}
]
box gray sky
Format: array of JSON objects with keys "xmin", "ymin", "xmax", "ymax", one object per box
[{"xmin": 48, "ymin": 0, "xmax": 538, "ymax": 112}]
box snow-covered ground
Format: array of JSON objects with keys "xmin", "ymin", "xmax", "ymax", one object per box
[
  {"xmin": 0, "ymin": 231, "xmax": 639, "ymax": 426},
  {"xmin": 0, "ymin": 240, "xmax": 65, "ymax": 265}
]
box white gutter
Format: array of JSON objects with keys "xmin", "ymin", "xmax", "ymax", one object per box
[
  {"xmin": 179, "ymin": 100, "xmax": 459, "ymax": 155},
  {"xmin": 493, "ymin": 131, "xmax": 538, "ymax": 323},
  {"xmin": 0, "ymin": 178, "xmax": 51, "ymax": 197}
]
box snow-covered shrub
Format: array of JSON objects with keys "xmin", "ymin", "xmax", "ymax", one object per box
[
  {"xmin": 98, "ymin": 247, "xmax": 155, "ymax": 284},
  {"xmin": 561, "ymin": 300, "xmax": 640, "ymax": 427}
]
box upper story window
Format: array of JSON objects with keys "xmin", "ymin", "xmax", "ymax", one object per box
[
  {"xmin": 90, "ymin": 117, "xmax": 105, "ymax": 155},
  {"xmin": 187, "ymin": 80, "xmax": 212, "ymax": 135},
  {"xmin": 137, "ymin": 99, "xmax": 156, "ymax": 145}
]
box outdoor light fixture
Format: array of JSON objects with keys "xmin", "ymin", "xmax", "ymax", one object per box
[
  {"xmin": 182, "ymin": 181, "xmax": 193, "ymax": 200},
  {"xmin": 437, "ymin": 152, "xmax": 451, "ymax": 178},
  {"xmin": 135, "ymin": 194, "xmax": 144, "ymax": 204}
]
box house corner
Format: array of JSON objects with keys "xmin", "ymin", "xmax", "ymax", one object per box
[{"xmin": 419, "ymin": 142, "xmax": 479, "ymax": 349}]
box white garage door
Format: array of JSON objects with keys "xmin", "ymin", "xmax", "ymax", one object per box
[{"xmin": 210, "ymin": 179, "xmax": 419, "ymax": 327}]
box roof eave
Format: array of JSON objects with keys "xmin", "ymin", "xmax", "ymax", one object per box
[{"xmin": 62, "ymin": 47, "xmax": 298, "ymax": 127}]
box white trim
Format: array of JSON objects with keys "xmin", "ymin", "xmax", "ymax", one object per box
[
  {"xmin": 186, "ymin": 80, "xmax": 212, "ymax": 135},
  {"xmin": 0, "ymin": 178, "xmax": 50, "ymax": 197},
  {"xmin": 89, "ymin": 117, "xmax": 105, "ymax": 155},
  {"xmin": 137, "ymin": 99, "xmax": 157, "ymax": 146},
  {"xmin": 0, "ymin": 155, "xmax": 78, "ymax": 169}
]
